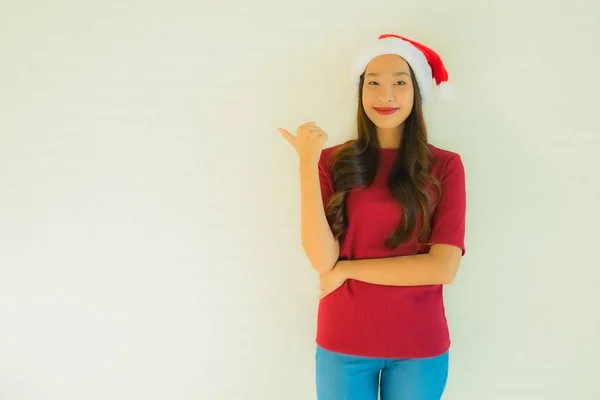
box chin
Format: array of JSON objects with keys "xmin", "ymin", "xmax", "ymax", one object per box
[
  {"xmin": 369, "ymin": 118, "xmax": 404, "ymax": 129},
  {"xmin": 376, "ymin": 122, "xmax": 402, "ymax": 129}
]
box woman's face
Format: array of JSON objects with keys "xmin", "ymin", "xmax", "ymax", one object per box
[{"xmin": 361, "ymin": 54, "xmax": 415, "ymax": 133}]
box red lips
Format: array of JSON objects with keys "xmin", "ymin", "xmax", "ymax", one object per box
[{"xmin": 374, "ymin": 107, "xmax": 398, "ymax": 115}]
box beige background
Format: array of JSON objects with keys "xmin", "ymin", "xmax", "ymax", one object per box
[{"xmin": 1, "ymin": 0, "xmax": 599, "ymax": 399}]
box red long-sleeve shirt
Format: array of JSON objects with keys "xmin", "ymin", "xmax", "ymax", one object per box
[{"xmin": 315, "ymin": 143, "xmax": 467, "ymax": 358}]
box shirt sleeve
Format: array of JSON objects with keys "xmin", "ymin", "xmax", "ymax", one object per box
[
  {"xmin": 429, "ymin": 153, "xmax": 467, "ymax": 256},
  {"xmin": 317, "ymin": 149, "xmax": 336, "ymax": 212}
]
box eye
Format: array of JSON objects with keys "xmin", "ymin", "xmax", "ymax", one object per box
[{"xmin": 366, "ymin": 81, "xmax": 406, "ymax": 86}]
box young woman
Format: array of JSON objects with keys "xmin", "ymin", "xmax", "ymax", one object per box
[{"xmin": 279, "ymin": 33, "xmax": 466, "ymax": 400}]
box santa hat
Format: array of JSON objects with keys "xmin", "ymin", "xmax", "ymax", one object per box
[{"xmin": 350, "ymin": 33, "xmax": 452, "ymax": 103}]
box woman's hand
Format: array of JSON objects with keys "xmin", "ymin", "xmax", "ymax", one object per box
[
  {"xmin": 278, "ymin": 121, "xmax": 328, "ymax": 166},
  {"xmin": 318, "ymin": 262, "xmax": 348, "ymax": 299}
]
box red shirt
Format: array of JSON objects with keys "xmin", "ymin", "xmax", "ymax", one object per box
[{"xmin": 315, "ymin": 143, "xmax": 467, "ymax": 358}]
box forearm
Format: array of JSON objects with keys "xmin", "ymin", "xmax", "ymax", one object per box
[
  {"xmin": 299, "ymin": 162, "xmax": 339, "ymax": 273},
  {"xmin": 338, "ymin": 253, "xmax": 451, "ymax": 286}
]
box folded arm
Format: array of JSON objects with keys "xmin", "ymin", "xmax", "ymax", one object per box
[{"xmin": 337, "ymin": 244, "xmax": 462, "ymax": 286}]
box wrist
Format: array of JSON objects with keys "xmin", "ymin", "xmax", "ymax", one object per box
[
  {"xmin": 299, "ymin": 159, "xmax": 318, "ymax": 173},
  {"xmin": 335, "ymin": 260, "xmax": 351, "ymax": 280},
  {"xmin": 299, "ymin": 157, "xmax": 317, "ymax": 165}
]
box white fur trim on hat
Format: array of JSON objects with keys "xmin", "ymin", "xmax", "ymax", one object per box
[{"xmin": 351, "ymin": 36, "xmax": 434, "ymax": 102}]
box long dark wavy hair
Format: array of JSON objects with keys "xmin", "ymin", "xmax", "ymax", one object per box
[{"xmin": 325, "ymin": 66, "xmax": 441, "ymax": 249}]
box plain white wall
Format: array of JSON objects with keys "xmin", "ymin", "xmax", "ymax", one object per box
[{"xmin": 1, "ymin": 0, "xmax": 599, "ymax": 399}]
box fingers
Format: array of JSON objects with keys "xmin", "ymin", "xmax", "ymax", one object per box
[
  {"xmin": 299, "ymin": 121, "xmax": 316, "ymax": 130},
  {"xmin": 277, "ymin": 128, "xmax": 295, "ymax": 146},
  {"xmin": 279, "ymin": 122, "xmax": 328, "ymax": 153},
  {"xmin": 306, "ymin": 123, "xmax": 322, "ymax": 133},
  {"xmin": 318, "ymin": 279, "xmax": 327, "ymax": 298},
  {"xmin": 299, "ymin": 123, "xmax": 326, "ymax": 138},
  {"xmin": 310, "ymin": 127, "xmax": 326, "ymax": 136}
]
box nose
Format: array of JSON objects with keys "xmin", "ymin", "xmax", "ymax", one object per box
[{"xmin": 377, "ymin": 85, "xmax": 394, "ymax": 102}]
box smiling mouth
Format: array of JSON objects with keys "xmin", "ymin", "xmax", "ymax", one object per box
[{"xmin": 374, "ymin": 107, "xmax": 399, "ymax": 115}]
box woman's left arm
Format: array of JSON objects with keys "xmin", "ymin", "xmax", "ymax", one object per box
[
  {"xmin": 319, "ymin": 245, "xmax": 461, "ymax": 298},
  {"xmin": 340, "ymin": 244, "xmax": 462, "ymax": 285}
]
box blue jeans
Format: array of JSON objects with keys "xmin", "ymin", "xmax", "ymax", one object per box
[{"xmin": 315, "ymin": 345, "xmax": 449, "ymax": 400}]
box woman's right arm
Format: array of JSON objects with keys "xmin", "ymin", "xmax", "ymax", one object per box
[
  {"xmin": 279, "ymin": 121, "xmax": 340, "ymax": 274},
  {"xmin": 299, "ymin": 161, "xmax": 339, "ymax": 274}
]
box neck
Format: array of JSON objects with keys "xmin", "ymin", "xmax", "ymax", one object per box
[{"xmin": 376, "ymin": 125, "xmax": 403, "ymax": 149}]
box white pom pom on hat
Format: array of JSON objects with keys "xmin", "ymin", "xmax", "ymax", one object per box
[{"xmin": 351, "ymin": 33, "xmax": 452, "ymax": 103}]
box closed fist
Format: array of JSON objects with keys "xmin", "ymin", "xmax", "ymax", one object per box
[{"xmin": 278, "ymin": 122, "xmax": 328, "ymax": 165}]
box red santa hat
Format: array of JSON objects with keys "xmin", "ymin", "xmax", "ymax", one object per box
[{"xmin": 350, "ymin": 33, "xmax": 452, "ymax": 103}]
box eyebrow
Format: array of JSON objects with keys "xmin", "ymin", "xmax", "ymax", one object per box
[{"xmin": 365, "ymin": 72, "xmax": 410, "ymax": 77}]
